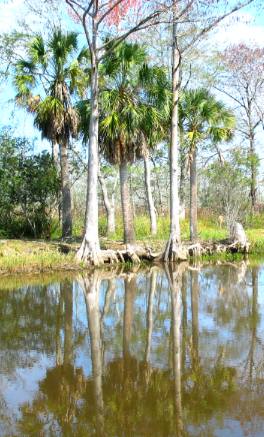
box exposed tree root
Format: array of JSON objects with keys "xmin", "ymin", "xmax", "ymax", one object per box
[
  {"xmin": 76, "ymin": 237, "xmax": 104, "ymax": 266},
  {"xmin": 186, "ymin": 239, "xmax": 250, "ymax": 257},
  {"xmin": 163, "ymin": 235, "xmax": 189, "ymax": 263},
  {"xmin": 73, "ymin": 235, "xmax": 250, "ymax": 267},
  {"xmin": 75, "ymin": 239, "xmax": 160, "ymax": 266}
]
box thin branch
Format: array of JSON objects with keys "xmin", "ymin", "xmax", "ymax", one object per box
[
  {"xmin": 97, "ymin": 0, "xmax": 125, "ymax": 26},
  {"xmin": 213, "ymin": 85, "xmax": 246, "ymax": 109},
  {"xmin": 65, "ymin": 0, "xmax": 83, "ymax": 21},
  {"xmin": 182, "ymin": 63, "xmax": 192, "ymax": 91},
  {"xmin": 182, "ymin": 0, "xmax": 256, "ymax": 54},
  {"xmin": 97, "ymin": 8, "xmax": 166, "ymax": 58},
  {"xmin": 67, "ymin": 0, "xmax": 86, "ymax": 11},
  {"xmin": 86, "ymin": 0, "xmax": 95, "ymax": 16}
]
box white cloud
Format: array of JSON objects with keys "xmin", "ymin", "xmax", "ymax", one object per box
[
  {"xmin": 0, "ymin": 0, "xmax": 66, "ymax": 35},
  {"xmin": 210, "ymin": 12, "xmax": 264, "ymax": 48},
  {"xmin": 0, "ymin": 0, "xmax": 26, "ymax": 33}
]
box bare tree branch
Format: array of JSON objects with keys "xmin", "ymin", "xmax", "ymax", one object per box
[{"xmin": 182, "ymin": 0, "xmax": 257, "ymax": 53}]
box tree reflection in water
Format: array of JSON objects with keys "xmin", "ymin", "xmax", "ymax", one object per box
[{"xmin": 0, "ymin": 263, "xmax": 264, "ymax": 436}]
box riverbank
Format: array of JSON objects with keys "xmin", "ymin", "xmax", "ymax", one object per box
[
  {"xmin": 0, "ymin": 240, "xmax": 80, "ymax": 275},
  {"xmin": 1, "ymin": 225, "xmax": 264, "ymax": 274}
]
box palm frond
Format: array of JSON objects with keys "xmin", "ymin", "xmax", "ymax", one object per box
[
  {"xmin": 179, "ymin": 88, "xmax": 236, "ymax": 149},
  {"xmin": 28, "ymin": 35, "xmax": 47, "ymax": 67}
]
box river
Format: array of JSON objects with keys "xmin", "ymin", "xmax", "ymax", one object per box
[{"xmin": 0, "ymin": 260, "xmax": 263, "ymax": 436}]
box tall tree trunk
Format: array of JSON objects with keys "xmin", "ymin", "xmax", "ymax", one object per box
[
  {"xmin": 164, "ymin": 6, "xmax": 185, "ymax": 262},
  {"xmin": 119, "ymin": 161, "xmax": 136, "ymax": 245},
  {"xmin": 98, "ymin": 170, "xmax": 115, "ymax": 235},
  {"xmin": 77, "ymin": 55, "xmax": 101, "ymax": 264},
  {"xmin": 60, "ymin": 140, "xmax": 72, "ymax": 239},
  {"xmin": 247, "ymin": 98, "xmax": 257, "ymax": 213},
  {"xmin": 144, "ymin": 150, "xmax": 157, "ymax": 236},
  {"xmin": 249, "ymin": 131, "xmax": 257, "ymax": 212},
  {"xmin": 179, "ymin": 138, "xmax": 186, "ymax": 220},
  {"xmin": 155, "ymin": 168, "xmax": 164, "ymax": 215},
  {"xmin": 190, "ymin": 146, "xmax": 198, "ymax": 241},
  {"xmin": 52, "ymin": 141, "xmax": 61, "ymax": 224}
]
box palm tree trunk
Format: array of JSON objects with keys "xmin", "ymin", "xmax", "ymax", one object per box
[
  {"xmin": 98, "ymin": 171, "xmax": 115, "ymax": 235},
  {"xmin": 144, "ymin": 151, "xmax": 157, "ymax": 236},
  {"xmin": 119, "ymin": 161, "xmax": 136, "ymax": 245},
  {"xmin": 52, "ymin": 141, "xmax": 61, "ymax": 223},
  {"xmin": 77, "ymin": 58, "xmax": 101, "ymax": 264},
  {"xmin": 52, "ymin": 141, "xmax": 60, "ymax": 170},
  {"xmin": 190, "ymin": 146, "xmax": 198, "ymax": 241},
  {"xmin": 179, "ymin": 143, "xmax": 186, "ymax": 220},
  {"xmin": 60, "ymin": 140, "xmax": 72, "ymax": 239},
  {"xmin": 164, "ymin": 5, "xmax": 185, "ymax": 262}
]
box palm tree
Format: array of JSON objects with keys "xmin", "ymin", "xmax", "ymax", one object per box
[
  {"xmin": 99, "ymin": 43, "xmax": 170, "ymax": 244},
  {"xmin": 14, "ymin": 30, "xmax": 85, "ymax": 238},
  {"xmin": 179, "ymin": 89, "xmax": 235, "ymax": 241},
  {"xmin": 77, "ymin": 42, "xmax": 170, "ymax": 245}
]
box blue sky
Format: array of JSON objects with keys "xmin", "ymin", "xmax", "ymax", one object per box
[{"xmin": 1, "ymin": 0, "xmax": 264, "ymax": 153}]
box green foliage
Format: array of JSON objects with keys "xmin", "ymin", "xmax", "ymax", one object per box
[
  {"xmin": 180, "ymin": 88, "xmax": 235, "ymax": 147},
  {"xmin": 13, "ymin": 29, "xmax": 85, "ymax": 144},
  {"xmin": 78, "ymin": 41, "xmax": 171, "ymax": 163},
  {"xmin": 246, "ymin": 212, "xmax": 264, "ymax": 229},
  {"xmin": 0, "ymin": 128, "xmax": 60, "ymax": 238}
]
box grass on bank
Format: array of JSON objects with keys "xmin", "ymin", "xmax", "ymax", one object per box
[
  {"xmin": 97, "ymin": 214, "xmax": 264, "ymax": 253},
  {"xmin": 1, "ymin": 214, "xmax": 264, "ymax": 275},
  {"xmin": 0, "ymin": 240, "xmax": 79, "ymax": 275},
  {"xmin": 72, "ymin": 215, "xmax": 228, "ymax": 243}
]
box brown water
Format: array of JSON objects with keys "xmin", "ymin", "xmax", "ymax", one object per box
[{"xmin": 0, "ymin": 261, "xmax": 264, "ymax": 436}]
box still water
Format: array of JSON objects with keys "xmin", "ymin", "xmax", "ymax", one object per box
[{"xmin": 0, "ymin": 261, "xmax": 264, "ymax": 437}]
